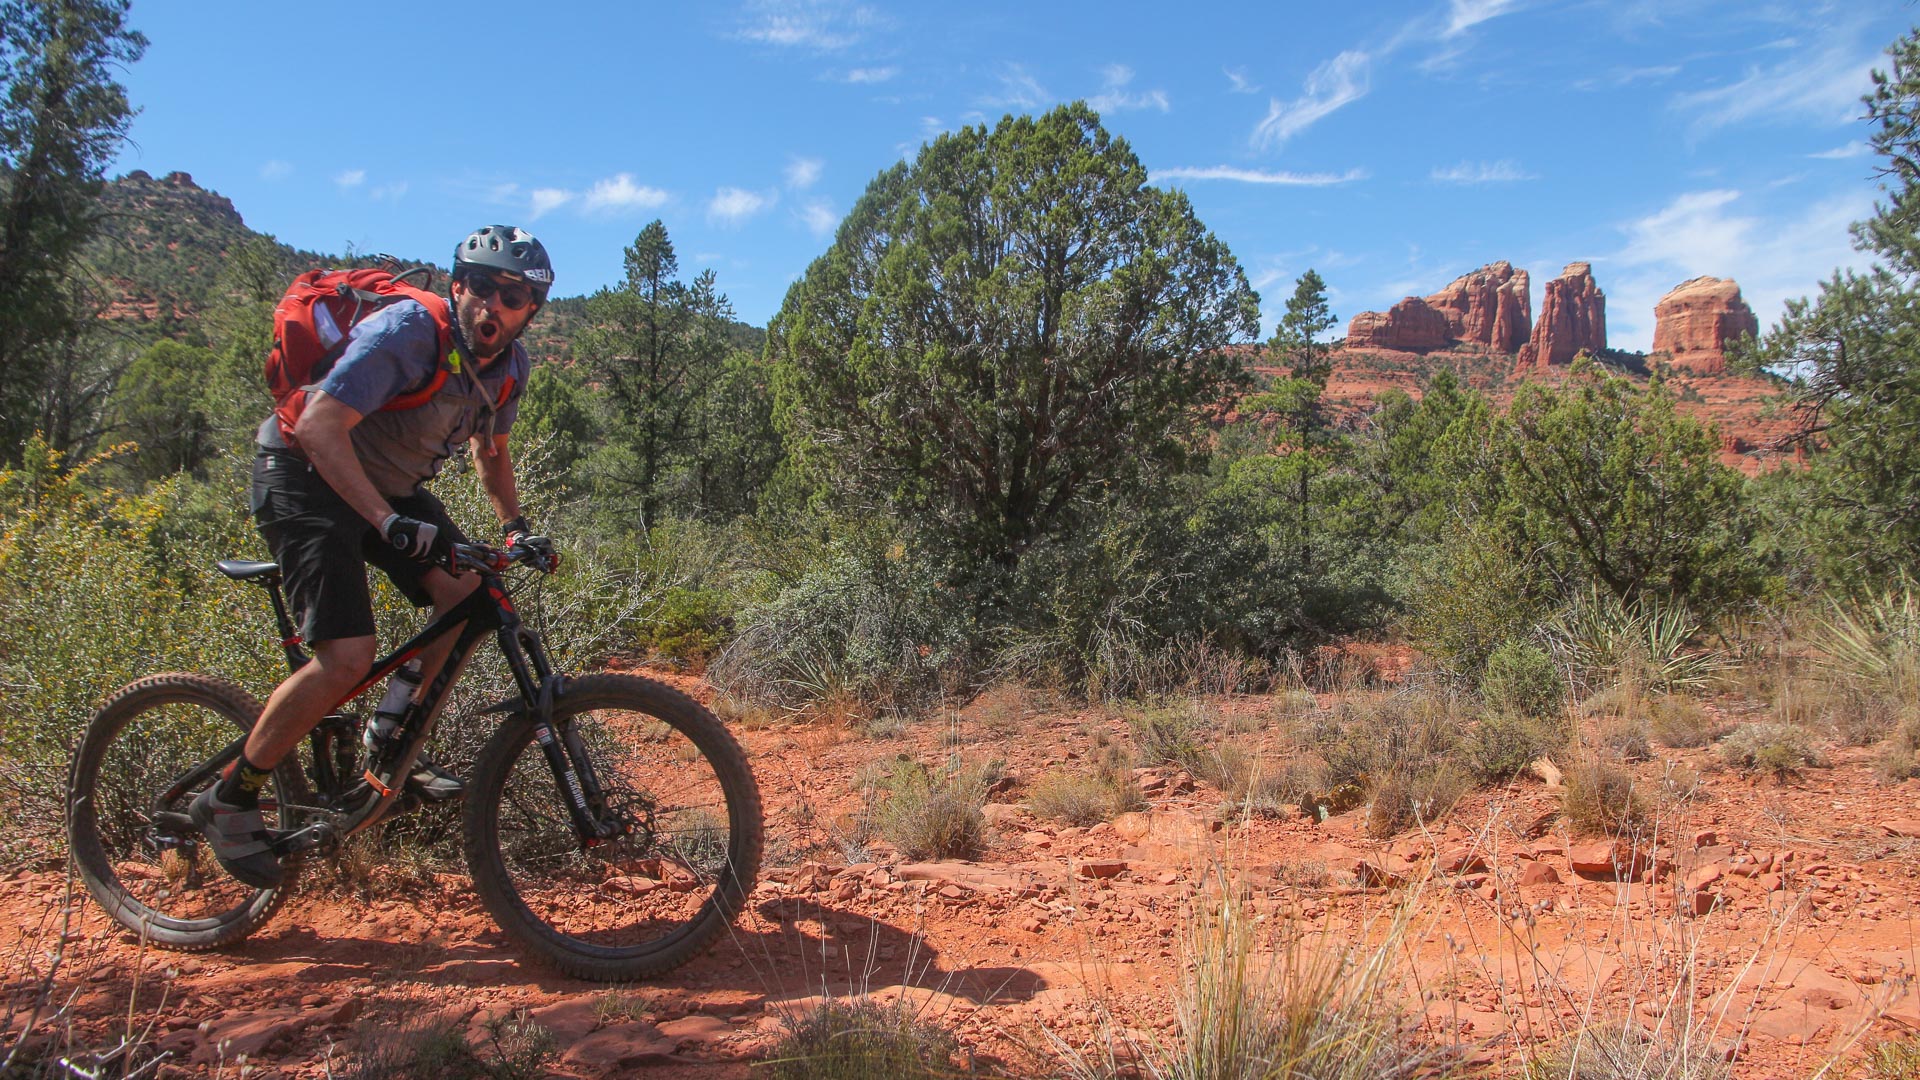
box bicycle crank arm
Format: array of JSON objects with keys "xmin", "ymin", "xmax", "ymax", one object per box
[{"xmin": 268, "ymin": 819, "xmax": 339, "ymax": 859}]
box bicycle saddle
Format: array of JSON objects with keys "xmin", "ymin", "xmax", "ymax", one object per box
[{"xmin": 216, "ymin": 559, "xmax": 281, "ymax": 581}]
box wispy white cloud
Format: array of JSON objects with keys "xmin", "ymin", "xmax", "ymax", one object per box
[
  {"xmin": 833, "ymin": 66, "xmax": 896, "ymax": 83},
  {"xmin": 1672, "ymin": 31, "xmax": 1879, "ymax": 133},
  {"xmin": 1251, "ymin": 50, "xmax": 1369, "ymax": 148},
  {"xmin": 709, "ymin": 186, "xmax": 776, "ymax": 227},
  {"xmin": 1605, "ymin": 186, "xmax": 1874, "ymax": 349},
  {"xmin": 529, "ymin": 188, "xmax": 573, "ymax": 219},
  {"xmin": 1443, "ymin": 0, "xmax": 1522, "ymax": 39},
  {"xmin": 1154, "ymin": 165, "xmax": 1367, "ymax": 186},
  {"xmin": 485, "ymin": 182, "xmax": 520, "ymax": 204},
  {"xmin": 1808, "ymin": 142, "xmax": 1870, "ymax": 160},
  {"xmin": 799, "ymin": 200, "xmax": 838, "ymax": 236},
  {"xmin": 582, "ymin": 174, "xmax": 671, "ymax": 214},
  {"xmin": 981, "ymin": 65, "xmax": 1051, "ymax": 110},
  {"xmin": 1430, "ymin": 159, "xmax": 1537, "ymax": 184},
  {"xmin": 1087, "ymin": 64, "xmax": 1170, "ymax": 114},
  {"xmin": 334, "ymin": 169, "xmax": 365, "ymax": 189},
  {"xmin": 735, "ymin": 0, "xmax": 881, "ymax": 50},
  {"xmin": 785, "ymin": 156, "xmax": 823, "ymax": 190},
  {"xmin": 370, "ymin": 181, "xmax": 408, "ymax": 202},
  {"xmin": 1224, "ymin": 67, "xmax": 1260, "ymax": 95},
  {"xmin": 260, "ymin": 160, "xmax": 292, "ymax": 181}
]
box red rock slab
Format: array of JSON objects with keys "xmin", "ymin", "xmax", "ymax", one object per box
[{"xmin": 560, "ymin": 1022, "xmax": 677, "ymax": 1069}]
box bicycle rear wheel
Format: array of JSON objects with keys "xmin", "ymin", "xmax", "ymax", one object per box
[
  {"xmin": 463, "ymin": 674, "xmax": 763, "ymax": 980},
  {"xmin": 68, "ymin": 674, "xmax": 309, "ymax": 949}
]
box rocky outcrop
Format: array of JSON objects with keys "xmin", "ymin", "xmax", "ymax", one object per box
[
  {"xmin": 1347, "ymin": 296, "xmax": 1451, "ymax": 352},
  {"xmin": 1517, "ymin": 262, "xmax": 1606, "ymax": 371},
  {"xmin": 1426, "ymin": 261, "xmax": 1532, "ymax": 354},
  {"xmin": 1652, "ymin": 276, "xmax": 1758, "ymax": 376},
  {"xmin": 1346, "ymin": 261, "xmax": 1532, "ymax": 355}
]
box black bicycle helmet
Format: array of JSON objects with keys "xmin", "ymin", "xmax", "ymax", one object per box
[{"xmin": 454, "ymin": 225, "xmax": 554, "ymax": 299}]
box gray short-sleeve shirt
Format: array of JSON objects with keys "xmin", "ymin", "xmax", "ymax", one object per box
[{"xmin": 257, "ymin": 299, "xmax": 529, "ymax": 497}]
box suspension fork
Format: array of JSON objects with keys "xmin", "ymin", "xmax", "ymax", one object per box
[{"xmin": 496, "ymin": 620, "xmax": 619, "ymax": 845}]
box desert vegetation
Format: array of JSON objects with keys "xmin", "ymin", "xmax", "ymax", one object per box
[{"xmin": 7, "ymin": 4, "xmax": 1920, "ymax": 1076}]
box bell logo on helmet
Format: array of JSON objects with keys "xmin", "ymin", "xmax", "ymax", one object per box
[{"xmin": 523, "ymin": 268, "xmax": 553, "ymax": 284}]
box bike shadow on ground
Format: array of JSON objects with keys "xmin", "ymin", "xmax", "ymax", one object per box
[{"xmin": 215, "ymin": 895, "xmax": 1052, "ymax": 1010}]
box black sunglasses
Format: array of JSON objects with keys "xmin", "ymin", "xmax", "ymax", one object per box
[{"xmin": 458, "ymin": 272, "xmax": 536, "ymax": 311}]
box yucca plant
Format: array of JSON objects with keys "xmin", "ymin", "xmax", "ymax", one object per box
[
  {"xmin": 1816, "ymin": 581, "xmax": 1920, "ymax": 704},
  {"xmin": 1546, "ymin": 586, "xmax": 1728, "ymax": 696}
]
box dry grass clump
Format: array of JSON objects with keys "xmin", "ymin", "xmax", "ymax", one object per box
[
  {"xmin": 1027, "ymin": 766, "xmax": 1144, "ymax": 827},
  {"xmin": 763, "ymin": 995, "xmax": 965, "ymax": 1080},
  {"xmin": 1304, "ymin": 689, "xmax": 1471, "ymax": 838},
  {"xmin": 1191, "ymin": 741, "xmax": 1322, "ymax": 819},
  {"xmin": 1563, "ymin": 756, "xmax": 1648, "ymax": 837},
  {"xmin": 1526, "ymin": 1019, "xmax": 1729, "ymax": 1080},
  {"xmin": 1716, "ymin": 722, "xmax": 1829, "ymax": 778},
  {"xmin": 1866, "ymin": 1034, "xmax": 1920, "ymax": 1079},
  {"xmin": 1648, "ymin": 695, "xmax": 1725, "ymax": 748},
  {"xmin": 1125, "ymin": 699, "xmax": 1216, "ymax": 772},
  {"xmin": 1462, "ymin": 713, "xmax": 1560, "ymax": 782},
  {"xmin": 1054, "ymin": 884, "xmax": 1442, "ymax": 1080},
  {"xmin": 349, "ymin": 1009, "xmax": 555, "ymax": 1080},
  {"xmin": 876, "ymin": 758, "xmax": 998, "ymax": 860},
  {"xmin": 1877, "ymin": 714, "xmax": 1920, "ymax": 783},
  {"xmin": 1597, "ymin": 719, "xmax": 1654, "ymax": 763}
]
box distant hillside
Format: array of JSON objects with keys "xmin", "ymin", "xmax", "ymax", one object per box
[{"xmin": 83, "ymin": 171, "xmax": 765, "ymax": 363}]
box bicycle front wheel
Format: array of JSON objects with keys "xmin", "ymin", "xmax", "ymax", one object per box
[
  {"xmin": 67, "ymin": 674, "xmax": 310, "ymax": 950},
  {"xmin": 463, "ymin": 674, "xmax": 763, "ymax": 980}
]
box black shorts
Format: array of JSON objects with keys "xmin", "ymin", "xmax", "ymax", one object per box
[{"xmin": 250, "ymin": 450, "xmax": 468, "ymax": 643}]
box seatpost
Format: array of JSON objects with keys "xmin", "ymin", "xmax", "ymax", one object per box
[{"xmin": 264, "ymin": 576, "xmax": 309, "ymax": 672}]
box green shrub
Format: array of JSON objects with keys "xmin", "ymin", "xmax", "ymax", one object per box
[
  {"xmin": 708, "ymin": 535, "xmax": 970, "ymax": 717},
  {"xmin": 1480, "ymin": 641, "xmax": 1563, "ymax": 718},
  {"xmin": 641, "ymin": 586, "xmax": 734, "ymax": 663}
]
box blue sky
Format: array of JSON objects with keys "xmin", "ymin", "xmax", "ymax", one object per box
[{"xmin": 113, "ymin": 1, "xmax": 1910, "ymax": 350}]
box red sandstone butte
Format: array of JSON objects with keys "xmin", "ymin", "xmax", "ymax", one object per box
[
  {"xmin": 1652, "ymin": 276, "xmax": 1759, "ymax": 377},
  {"xmin": 1517, "ymin": 261, "xmax": 1607, "ymax": 371},
  {"xmin": 1426, "ymin": 261, "xmax": 1532, "ymax": 354},
  {"xmin": 1346, "ymin": 295, "xmax": 1452, "ymax": 352}
]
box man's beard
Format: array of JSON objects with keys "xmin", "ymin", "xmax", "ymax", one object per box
[{"xmin": 458, "ymin": 302, "xmax": 521, "ymax": 360}]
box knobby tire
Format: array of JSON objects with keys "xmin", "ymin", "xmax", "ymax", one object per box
[{"xmin": 462, "ymin": 673, "xmax": 763, "ymax": 980}]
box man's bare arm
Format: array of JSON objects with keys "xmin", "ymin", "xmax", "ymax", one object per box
[
  {"xmin": 472, "ymin": 434, "xmax": 522, "ymax": 529},
  {"xmin": 295, "ymin": 392, "xmax": 395, "ymax": 528}
]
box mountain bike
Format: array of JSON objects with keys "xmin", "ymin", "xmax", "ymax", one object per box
[{"xmin": 66, "ymin": 541, "xmax": 763, "ymax": 980}]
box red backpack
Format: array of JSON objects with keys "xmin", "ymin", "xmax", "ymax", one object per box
[{"xmin": 265, "ymin": 266, "xmax": 465, "ymax": 444}]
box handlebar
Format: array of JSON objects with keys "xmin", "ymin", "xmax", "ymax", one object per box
[{"xmin": 449, "ymin": 541, "xmax": 550, "ymax": 575}]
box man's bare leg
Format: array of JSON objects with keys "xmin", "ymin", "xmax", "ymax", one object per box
[
  {"xmin": 240, "ymin": 571, "xmax": 481, "ymax": 769},
  {"xmin": 242, "ymin": 635, "xmax": 376, "ymax": 768}
]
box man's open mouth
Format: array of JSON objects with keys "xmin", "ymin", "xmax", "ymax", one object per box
[{"xmin": 477, "ymin": 318, "xmax": 500, "ymax": 345}]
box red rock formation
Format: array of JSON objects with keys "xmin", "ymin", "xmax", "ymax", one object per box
[
  {"xmin": 1425, "ymin": 261, "xmax": 1531, "ymax": 354},
  {"xmin": 1345, "ymin": 296, "xmax": 1450, "ymax": 352},
  {"xmin": 1517, "ymin": 262, "xmax": 1606, "ymax": 371},
  {"xmin": 1652, "ymin": 276, "xmax": 1758, "ymax": 377}
]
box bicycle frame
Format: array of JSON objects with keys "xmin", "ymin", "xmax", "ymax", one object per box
[{"xmin": 183, "ymin": 547, "xmax": 623, "ymax": 861}]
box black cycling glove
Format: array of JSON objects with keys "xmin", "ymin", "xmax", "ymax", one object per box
[
  {"xmin": 382, "ymin": 513, "xmax": 452, "ymax": 566},
  {"xmin": 502, "ymin": 516, "xmax": 560, "ymax": 574}
]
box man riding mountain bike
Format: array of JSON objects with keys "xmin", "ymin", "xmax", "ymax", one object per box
[{"xmin": 192, "ymin": 225, "xmax": 559, "ymax": 890}]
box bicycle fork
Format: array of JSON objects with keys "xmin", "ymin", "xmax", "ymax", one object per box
[{"xmin": 493, "ymin": 617, "xmax": 625, "ymax": 848}]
